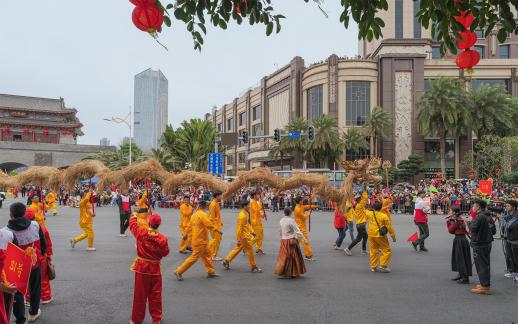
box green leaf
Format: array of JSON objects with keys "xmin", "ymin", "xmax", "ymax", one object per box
[
  {"xmin": 497, "ymin": 28, "xmax": 508, "ymax": 43},
  {"xmin": 187, "ymin": 21, "xmax": 194, "ymax": 32},
  {"xmin": 197, "ymin": 23, "xmax": 207, "ymax": 34},
  {"xmin": 166, "ymin": 3, "xmax": 174, "ymax": 10},
  {"xmin": 163, "ymin": 15, "xmax": 172, "ymax": 27},
  {"xmin": 218, "ymin": 19, "xmax": 227, "ymax": 29},
  {"xmin": 194, "ymin": 31, "xmax": 204, "ymax": 45},
  {"xmin": 266, "ymin": 22, "xmax": 273, "ymax": 36}
]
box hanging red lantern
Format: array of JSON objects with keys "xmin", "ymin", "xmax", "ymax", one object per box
[
  {"xmin": 132, "ymin": 4, "xmax": 164, "ymax": 33},
  {"xmin": 23, "ymin": 128, "xmax": 30, "ymax": 133},
  {"xmin": 454, "ymin": 10, "xmax": 474, "ymax": 29},
  {"xmin": 2, "ymin": 127, "xmax": 10, "ymax": 133},
  {"xmin": 129, "ymin": 0, "xmax": 155, "ymax": 6},
  {"xmin": 456, "ymin": 49, "xmax": 480, "ymax": 69},
  {"xmin": 456, "ymin": 30, "xmax": 477, "ymax": 49},
  {"xmin": 43, "ymin": 129, "xmax": 49, "ymax": 135}
]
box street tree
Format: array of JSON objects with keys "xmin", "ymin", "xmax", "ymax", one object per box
[
  {"xmin": 365, "ymin": 106, "xmax": 391, "ymax": 157},
  {"xmin": 341, "ymin": 127, "xmax": 369, "ymax": 160},
  {"xmin": 307, "ymin": 115, "xmax": 342, "ymax": 168}
]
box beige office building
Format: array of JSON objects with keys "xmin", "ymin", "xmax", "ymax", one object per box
[{"xmin": 208, "ymin": 0, "xmax": 518, "ymax": 178}]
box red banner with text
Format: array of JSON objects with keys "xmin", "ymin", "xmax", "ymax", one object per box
[{"xmin": 3, "ymin": 242, "xmax": 32, "ymax": 295}]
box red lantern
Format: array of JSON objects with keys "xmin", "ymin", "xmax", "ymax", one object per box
[
  {"xmin": 43, "ymin": 129, "xmax": 49, "ymax": 135},
  {"xmin": 129, "ymin": 0, "xmax": 155, "ymax": 6},
  {"xmin": 456, "ymin": 49, "xmax": 480, "ymax": 69},
  {"xmin": 61, "ymin": 130, "xmax": 69, "ymax": 135},
  {"xmin": 454, "ymin": 10, "xmax": 474, "ymax": 29},
  {"xmin": 23, "ymin": 128, "xmax": 29, "ymax": 133},
  {"xmin": 456, "ymin": 30, "xmax": 477, "ymax": 49},
  {"xmin": 2, "ymin": 127, "xmax": 9, "ymax": 133},
  {"xmin": 132, "ymin": 5, "xmax": 164, "ymax": 33}
]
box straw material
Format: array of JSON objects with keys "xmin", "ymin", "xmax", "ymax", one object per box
[
  {"xmin": 62, "ymin": 160, "xmax": 109, "ymax": 191},
  {"xmin": 13, "ymin": 166, "xmax": 61, "ymax": 188},
  {"xmin": 162, "ymin": 172, "xmax": 228, "ymax": 194},
  {"xmin": 96, "ymin": 169, "xmax": 126, "ymax": 192},
  {"xmin": 119, "ymin": 158, "xmax": 169, "ymax": 185},
  {"xmin": 0, "ymin": 170, "xmax": 13, "ymax": 188}
]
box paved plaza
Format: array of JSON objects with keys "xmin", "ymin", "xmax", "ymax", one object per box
[{"xmin": 1, "ymin": 199, "xmax": 517, "ymax": 324}]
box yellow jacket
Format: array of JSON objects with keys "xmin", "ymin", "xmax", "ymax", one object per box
[
  {"xmin": 45, "ymin": 192, "xmax": 57, "ymax": 204},
  {"xmin": 354, "ymin": 192, "xmax": 369, "ymax": 224},
  {"xmin": 79, "ymin": 192, "xmax": 94, "ymax": 226},
  {"xmin": 190, "ymin": 209, "xmax": 215, "ymax": 246},
  {"xmin": 28, "ymin": 202, "xmax": 46, "ymax": 226},
  {"xmin": 235, "ymin": 209, "xmax": 254, "ymax": 243},
  {"xmin": 367, "ymin": 210, "xmax": 396, "ymax": 239},
  {"xmin": 250, "ymin": 199, "xmax": 262, "ymax": 226},
  {"xmin": 294, "ymin": 204, "xmax": 317, "ymax": 231},
  {"xmin": 179, "ymin": 203, "xmax": 193, "ymax": 230},
  {"xmin": 346, "ymin": 201, "xmax": 355, "ymax": 222},
  {"xmin": 209, "ymin": 199, "xmax": 222, "ymax": 231},
  {"xmin": 137, "ymin": 190, "xmax": 148, "ymax": 209}
]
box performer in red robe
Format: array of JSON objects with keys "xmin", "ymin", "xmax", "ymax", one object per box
[{"xmin": 129, "ymin": 213, "xmax": 169, "ymax": 324}]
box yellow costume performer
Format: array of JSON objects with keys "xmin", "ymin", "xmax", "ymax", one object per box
[
  {"xmin": 223, "ymin": 202, "xmax": 262, "ymax": 272},
  {"xmin": 179, "ymin": 199, "xmax": 193, "ymax": 253},
  {"xmin": 45, "ymin": 191, "xmax": 57, "ymax": 216},
  {"xmin": 381, "ymin": 196, "xmax": 393, "ymax": 220},
  {"xmin": 250, "ymin": 195, "xmax": 265, "ymax": 254},
  {"xmin": 208, "ymin": 193, "xmax": 223, "ymax": 259},
  {"xmin": 28, "ymin": 196, "xmax": 47, "ymax": 226},
  {"xmin": 71, "ymin": 191, "xmax": 96, "ymax": 250},
  {"xmin": 294, "ymin": 198, "xmax": 318, "ymax": 260},
  {"xmin": 367, "ymin": 205, "xmax": 396, "ymax": 272},
  {"xmin": 136, "ymin": 190, "xmax": 149, "ymax": 228},
  {"xmin": 175, "ymin": 202, "xmax": 219, "ymax": 280}
]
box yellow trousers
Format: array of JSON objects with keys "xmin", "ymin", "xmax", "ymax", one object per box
[
  {"xmin": 368, "ymin": 236, "xmax": 391, "ymax": 269},
  {"xmin": 209, "ymin": 230, "xmax": 222, "ymax": 257},
  {"xmin": 252, "ymin": 225, "xmax": 264, "ymax": 252},
  {"xmin": 176, "ymin": 245, "xmax": 215, "ymax": 275},
  {"xmin": 300, "ymin": 228, "xmax": 313, "ymax": 258},
  {"xmin": 49, "ymin": 202, "xmax": 57, "ymax": 215},
  {"xmin": 179, "ymin": 227, "xmax": 191, "ymax": 252},
  {"xmin": 73, "ymin": 223, "xmax": 94, "ymax": 248},
  {"xmin": 224, "ymin": 241, "xmax": 257, "ymax": 269}
]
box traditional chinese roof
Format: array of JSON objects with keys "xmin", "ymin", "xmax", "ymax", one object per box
[{"xmin": 0, "ymin": 94, "xmax": 77, "ymax": 113}]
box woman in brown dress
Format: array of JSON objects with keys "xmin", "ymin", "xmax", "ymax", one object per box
[{"xmin": 274, "ymin": 208, "xmax": 307, "ymax": 278}]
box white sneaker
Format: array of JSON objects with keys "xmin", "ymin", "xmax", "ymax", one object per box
[
  {"xmin": 504, "ymin": 272, "xmax": 514, "ymax": 278},
  {"xmin": 28, "ymin": 308, "xmax": 41, "ymax": 322},
  {"xmin": 344, "ymin": 248, "xmax": 352, "ymax": 256},
  {"xmin": 86, "ymin": 247, "xmax": 96, "ymax": 251},
  {"xmin": 119, "ymin": 234, "xmax": 127, "ymax": 237},
  {"xmin": 212, "ymin": 256, "xmax": 222, "ymax": 261},
  {"xmin": 333, "ymin": 245, "xmax": 342, "ymax": 250},
  {"xmin": 378, "ymin": 267, "xmax": 391, "ymax": 273},
  {"xmin": 41, "ymin": 297, "xmax": 53, "ymax": 304}
]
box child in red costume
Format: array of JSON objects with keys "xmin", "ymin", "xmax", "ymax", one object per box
[{"xmin": 129, "ymin": 213, "xmax": 169, "ymax": 324}]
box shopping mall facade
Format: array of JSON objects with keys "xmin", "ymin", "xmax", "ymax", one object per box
[{"xmin": 207, "ymin": 2, "xmax": 518, "ymax": 178}]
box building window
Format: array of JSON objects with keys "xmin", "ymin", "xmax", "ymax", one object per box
[
  {"xmin": 476, "ymin": 29, "xmax": 485, "ymax": 39},
  {"xmin": 423, "ymin": 140, "xmax": 455, "ymax": 179},
  {"xmin": 252, "ymin": 123, "xmax": 262, "ymax": 144},
  {"xmin": 252, "ymin": 106, "xmax": 261, "ymax": 121},
  {"xmin": 307, "ymin": 85, "xmax": 323, "ymax": 122},
  {"xmin": 424, "ymin": 79, "xmax": 432, "ymax": 91},
  {"xmin": 395, "ymin": 0, "xmax": 403, "ymax": 39},
  {"xmin": 239, "ymin": 112, "xmax": 247, "ymax": 126},
  {"xmin": 471, "ymin": 79, "xmax": 510, "ymax": 92},
  {"xmin": 474, "ymin": 45, "xmax": 485, "ymax": 59},
  {"xmin": 346, "ymin": 81, "xmax": 370, "ymax": 126},
  {"xmin": 238, "ymin": 152, "xmax": 246, "ymax": 164},
  {"xmin": 499, "ymin": 45, "xmax": 510, "ymax": 59},
  {"xmin": 226, "ymin": 155, "xmax": 234, "ymax": 165},
  {"xmin": 431, "ymin": 47, "xmax": 441, "ymax": 59},
  {"xmin": 413, "ymin": 0, "xmax": 421, "ymax": 38},
  {"xmin": 346, "ymin": 146, "xmax": 370, "ymax": 161},
  {"xmin": 227, "ymin": 117, "xmax": 234, "ymax": 132},
  {"xmin": 217, "ymin": 123, "xmax": 222, "ymax": 132}
]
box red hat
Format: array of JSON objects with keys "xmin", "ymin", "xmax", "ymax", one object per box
[
  {"xmin": 149, "ymin": 213, "xmax": 161, "ymax": 226},
  {"xmin": 25, "ymin": 209, "xmax": 36, "ymax": 221}
]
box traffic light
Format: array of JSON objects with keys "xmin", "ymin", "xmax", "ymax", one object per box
[
  {"xmin": 274, "ymin": 128, "xmax": 281, "ymax": 143},
  {"xmin": 242, "ymin": 129, "xmax": 249, "ymax": 144},
  {"xmin": 308, "ymin": 126, "xmax": 315, "ymax": 142}
]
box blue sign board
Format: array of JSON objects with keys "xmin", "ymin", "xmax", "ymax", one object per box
[
  {"xmin": 208, "ymin": 153, "xmax": 223, "ymax": 175},
  {"xmin": 288, "ymin": 131, "xmax": 301, "ymax": 139}
]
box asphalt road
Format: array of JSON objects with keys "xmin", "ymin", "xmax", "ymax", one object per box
[{"xmin": 1, "ymin": 199, "xmax": 517, "ymax": 324}]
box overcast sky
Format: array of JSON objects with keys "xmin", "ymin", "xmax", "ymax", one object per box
[{"xmin": 0, "ymin": 1, "xmax": 358, "ymax": 146}]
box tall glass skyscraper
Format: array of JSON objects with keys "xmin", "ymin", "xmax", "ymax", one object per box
[{"xmin": 133, "ymin": 68, "xmax": 168, "ymax": 150}]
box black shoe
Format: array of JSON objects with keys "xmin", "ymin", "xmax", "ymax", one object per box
[
  {"xmin": 457, "ymin": 278, "xmax": 470, "ymax": 284},
  {"xmin": 222, "ymin": 260, "xmax": 230, "ymax": 270},
  {"xmin": 451, "ymin": 275, "xmax": 461, "ymax": 281},
  {"xmin": 420, "ymin": 247, "xmax": 429, "ymax": 252},
  {"xmin": 411, "ymin": 242, "xmax": 418, "ymax": 252}
]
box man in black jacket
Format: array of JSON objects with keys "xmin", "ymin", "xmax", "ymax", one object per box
[
  {"xmin": 116, "ymin": 190, "xmax": 132, "ymax": 237},
  {"xmin": 468, "ymin": 199, "xmax": 495, "ymax": 295}
]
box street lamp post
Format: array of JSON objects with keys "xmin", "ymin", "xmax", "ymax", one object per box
[{"xmin": 104, "ymin": 106, "xmax": 133, "ymax": 165}]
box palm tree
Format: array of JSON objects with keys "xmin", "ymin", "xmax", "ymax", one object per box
[
  {"xmin": 469, "ymin": 84, "xmax": 515, "ymax": 138},
  {"xmin": 365, "ymin": 106, "xmax": 392, "ymax": 157},
  {"xmin": 278, "ymin": 117, "xmax": 308, "ymax": 168},
  {"xmin": 168, "ymin": 118, "xmax": 217, "ymax": 171},
  {"xmin": 83, "ymin": 143, "xmax": 146, "ymax": 170},
  {"xmin": 307, "ymin": 115, "xmax": 342, "ymax": 168},
  {"xmin": 342, "ymin": 127, "xmax": 369, "ymax": 160},
  {"xmin": 416, "ymin": 77, "xmax": 471, "ymax": 175},
  {"xmin": 151, "ymin": 148, "xmax": 176, "ymax": 171}
]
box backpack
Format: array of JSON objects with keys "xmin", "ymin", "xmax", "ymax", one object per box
[{"xmin": 507, "ymin": 218, "xmax": 518, "ymax": 242}]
